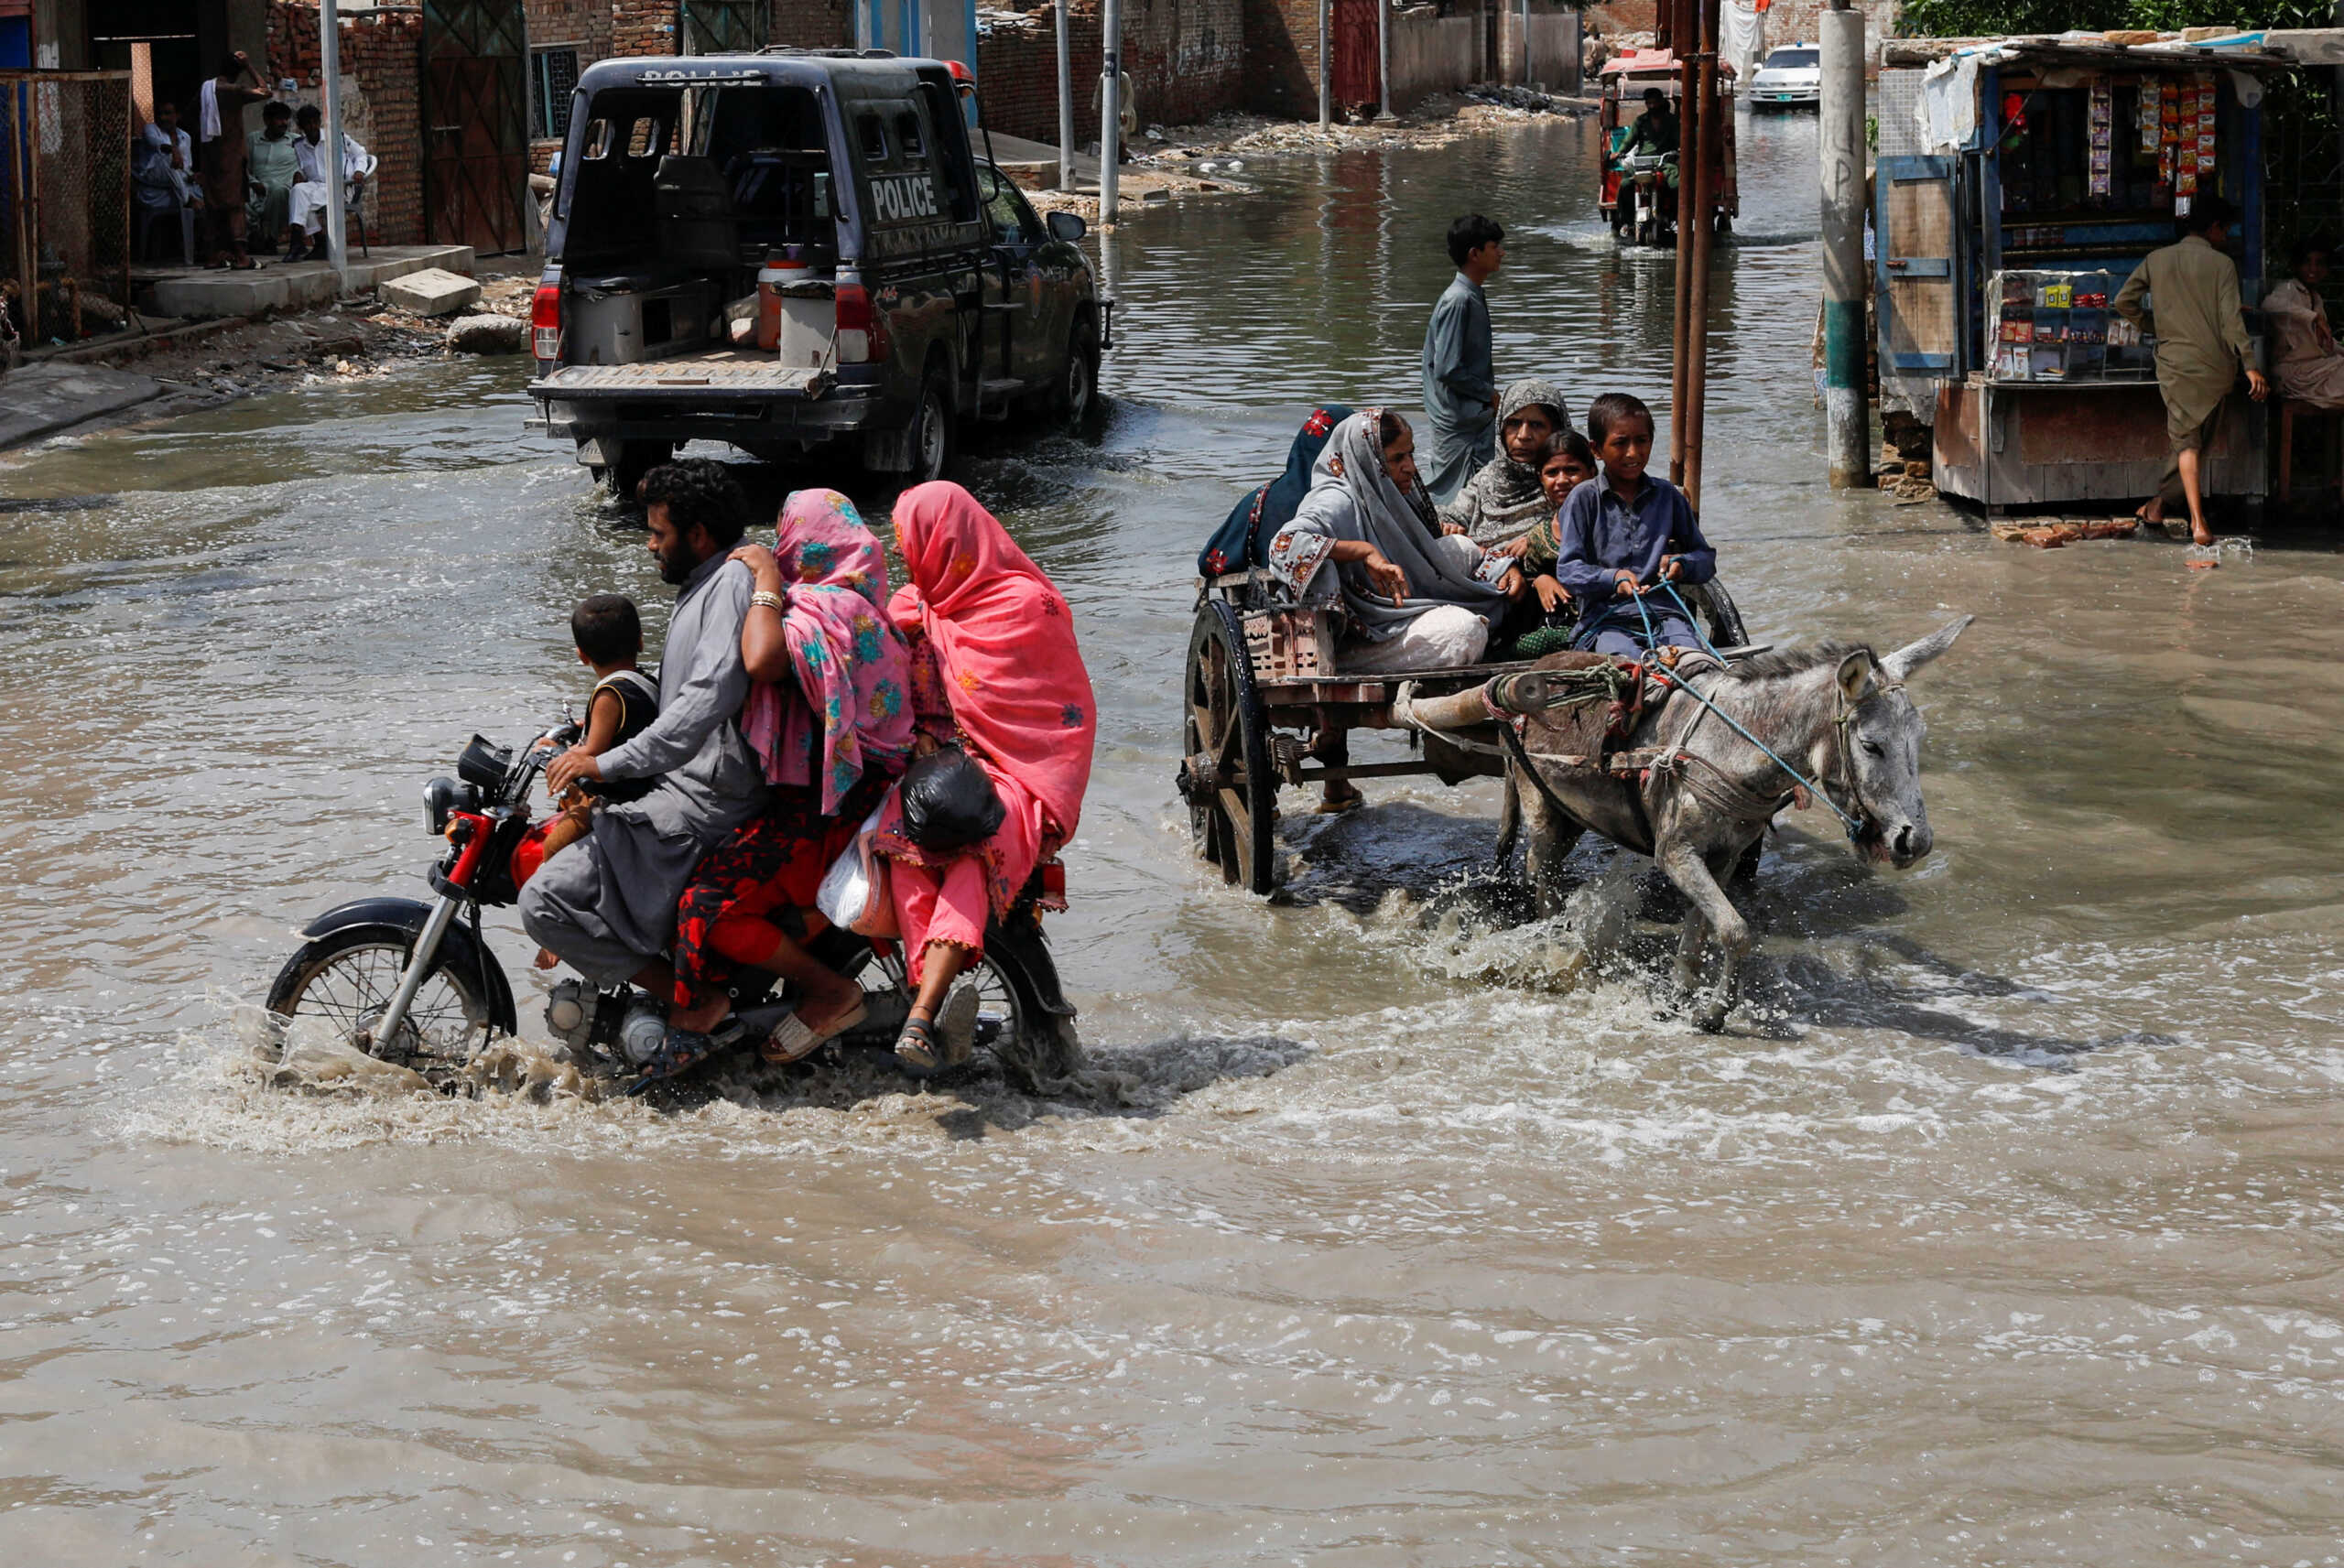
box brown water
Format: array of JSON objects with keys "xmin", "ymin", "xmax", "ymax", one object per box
[{"xmin": 5, "ymin": 114, "xmax": 2344, "ymax": 1564}]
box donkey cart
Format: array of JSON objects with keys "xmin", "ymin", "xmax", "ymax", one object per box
[{"xmin": 1176, "ymin": 569, "xmax": 1750, "ymax": 894}]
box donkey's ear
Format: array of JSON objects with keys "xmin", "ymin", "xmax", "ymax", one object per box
[
  {"xmin": 1835, "ymin": 649, "xmax": 1876, "ymax": 705},
  {"xmin": 1881, "ymin": 615, "xmax": 1974, "ymax": 682}
]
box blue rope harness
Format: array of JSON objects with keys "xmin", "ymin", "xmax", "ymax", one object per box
[{"xmin": 1624, "ymin": 579, "xmax": 1869, "ymax": 838}]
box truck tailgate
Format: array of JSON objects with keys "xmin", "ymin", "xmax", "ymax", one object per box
[{"xmin": 530, "ymin": 356, "xmax": 832, "ymax": 402}]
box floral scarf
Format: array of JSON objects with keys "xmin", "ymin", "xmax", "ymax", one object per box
[{"xmin": 740, "ymin": 489, "xmax": 916, "ymax": 814}]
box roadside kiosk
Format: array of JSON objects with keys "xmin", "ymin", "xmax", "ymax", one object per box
[{"xmin": 1875, "ymin": 38, "xmax": 2293, "ymax": 513}]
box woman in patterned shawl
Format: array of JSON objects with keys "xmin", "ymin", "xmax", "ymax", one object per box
[{"xmin": 656, "ymin": 490, "xmax": 917, "ymax": 1076}]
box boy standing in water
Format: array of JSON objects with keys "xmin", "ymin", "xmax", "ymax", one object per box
[
  {"xmin": 1420, "ymin": 215, "xmax": 1504, "ymax": 505},
  {"xmin": 1554, "ymin": 394, "xmax": 1715, "ymax": 659}
]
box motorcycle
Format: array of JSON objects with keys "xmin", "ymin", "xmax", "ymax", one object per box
[
  {"xmin": 1613, "ymin": 151, "xmax": 1678, "ymax": 246},
  {"xmin": 265, "ymin": 716, "xmax": 1080, "ymax": 1091}
]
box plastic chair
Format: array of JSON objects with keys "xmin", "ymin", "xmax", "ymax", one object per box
[
  {"xmin": 136, "ymin": 201, "xmax": 195, "ymax": 266},
  {"xmin": 2277, "ymin": 398, "xmax": 2344, "ymax": 506}
]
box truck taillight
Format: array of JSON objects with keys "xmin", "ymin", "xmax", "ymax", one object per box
[
  {"xmin": 834, "ymin": 281, "xmax": 887, "ymax": 363},
  {"xmin": 531, "ymin": 283, "xmax": 562, "ymax": 361}
]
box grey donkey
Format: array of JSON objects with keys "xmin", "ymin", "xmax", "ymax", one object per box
[{"xmin": 1405, "ymin": 616, "xmax": 1972, "ymax": 1030}]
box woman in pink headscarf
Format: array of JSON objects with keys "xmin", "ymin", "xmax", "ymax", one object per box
[
  {"xmin": 657, "ymin": 490, "xmax": 916, "ymax": 1076},
  {"xmin": 874, "ymin": 481, "xmax": 1096, "ymax": 1076}
]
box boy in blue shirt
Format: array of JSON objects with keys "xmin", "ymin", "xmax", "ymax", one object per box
[{"xmin": 1554, "ymin": 392, "xmax": 1716, "ymax": 659}]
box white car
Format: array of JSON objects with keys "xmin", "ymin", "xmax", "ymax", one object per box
[{"xmin": 1749, "ymin": 44, "xmax": 1821, "ymax": 108}]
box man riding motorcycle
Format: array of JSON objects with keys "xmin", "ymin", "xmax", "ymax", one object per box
[
  {"xmin": 521, "ymin": 460, "xmax": 767, "ymax": 1016},
  {"xmin": 1615, "ymin": 86, "xmax": 1680, "ymax": 226}
]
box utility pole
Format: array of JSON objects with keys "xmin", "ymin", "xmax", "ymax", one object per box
[
  {"xmin": 1682, "ymin": 0, "xmax": 1720, "ymax": 507},
  {"xmin": 1521, "ymin": 0, "xmax": 1533, "ymax": 88},
  {"xmin": 1056, "ymin": 0, "xmax": 1073, "ymax": 190},
  {"xmin": 1667, "ymin": 0, "xmax": 1691, "ymax": 481},
  {"xmin": 1820, "ymin": 0, "xmax": 1868, "ymax": 487},
  {"xmin": 320, "ymin": 0, "xmax": 347, "ymax": 289},
  {"xmin": 1378, "ymin": 0, "xmax": 1392, "ymax": 120},
  {"xmin": 1567, "ymin": 8, "xmax": 1583, "ymax": 97},
  {"xmin": 1312, "ymin": 0, "xmax": 1331, "ymax": 128},
  {"xmin": 1100, "ymin": 0, "xmax": 1121, "ymax": 222}
]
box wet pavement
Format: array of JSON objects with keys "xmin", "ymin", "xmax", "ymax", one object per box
[{"xmin": 5, "ymin": 111, "xmax": 2344, "ymax": 1564}]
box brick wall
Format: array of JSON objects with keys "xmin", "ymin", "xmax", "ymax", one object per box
[
  {"xmin": 266, "ymin": 1, "xmax": 426, "ymax": 245},
  {"xmin": 976, "ymin": 0, "xmax": 1247, "ymax": 145}
]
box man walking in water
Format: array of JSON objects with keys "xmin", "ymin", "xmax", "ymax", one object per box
[
  {"xmin": 2113, "ymin": 194, "xmax": 2267, "ymax": 545},
  {"xmin": 1421, "ymin": 214, "xmax": 1505, "ymax": 505},
  {"xmin": 525, "ymin": 460, "xmax": 767, "ymax": 1025}
]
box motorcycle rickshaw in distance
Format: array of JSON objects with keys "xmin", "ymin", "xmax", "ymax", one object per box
[{"xmin": 1597, "ymin": 49, "xmax": 1740, "ymax": 245}]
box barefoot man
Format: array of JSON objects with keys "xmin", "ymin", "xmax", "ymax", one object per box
[{"xmin": 2113, "ymin": 194, "xmax": 2268, "ymax": 545}]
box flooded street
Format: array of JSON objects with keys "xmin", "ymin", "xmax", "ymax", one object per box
[{"xmin": 7, "ymin": 112, "xmax": 2344, "ymax": 1563}]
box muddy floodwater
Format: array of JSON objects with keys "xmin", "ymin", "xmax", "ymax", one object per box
[{"xmin": 6, "ymin": 113, "xmax": 2344, "ymax": 1564}]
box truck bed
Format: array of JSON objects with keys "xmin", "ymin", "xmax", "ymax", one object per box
[{"xmin": 529, "ymin": 351, "xmax": 832, "ymax": 403}]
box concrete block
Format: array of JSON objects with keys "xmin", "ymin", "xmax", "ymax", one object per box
[
  {"xmin": 445, "ymin": 314, "xmax": 527, "ymax": 355},
  {"xmin": 381, "ymin": 267, "xmax": 481, "ymax": 316}
]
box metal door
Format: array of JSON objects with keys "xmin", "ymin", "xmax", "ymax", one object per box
[
  {"xmin": 1875, "ymin": 155, "xmax": 1963, "ymax": 378},
  {"xmin": 679, "ymin": 1, "xmax": 768, "ymax": 55},
  {"xmin": 421, "ymin": 0, "xmax": 529, "ymax": 254},
  {"xmin": 1331, "ymin": 0, "xmax": 1380, "ymax": 114}
]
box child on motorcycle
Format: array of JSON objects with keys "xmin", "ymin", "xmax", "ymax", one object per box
[{"xmin": 532, "ymin": 594, "xmax": 659, "ymax": 968}]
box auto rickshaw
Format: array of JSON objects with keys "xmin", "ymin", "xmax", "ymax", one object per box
[{"xmin": 1597, "ymin": 49, "xmax": 1739, "ymax": 245}]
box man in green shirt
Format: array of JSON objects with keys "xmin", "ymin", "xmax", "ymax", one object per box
[
  {"xmin": 245, "ymin": 100, "xmax": 300, "ymax": 257},
  {"xmin": 2113, "ymin": 195, "xmax": 2268, "ymax": 545}
]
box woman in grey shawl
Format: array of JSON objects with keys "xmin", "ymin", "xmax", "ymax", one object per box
[
  {"xmin": 1267, "ymin": 408, "xmax": 1521, "ymax": 676},
  {"xmin": 1440, "ymin": 378, "xmax": 1572, "ymax": 548}
]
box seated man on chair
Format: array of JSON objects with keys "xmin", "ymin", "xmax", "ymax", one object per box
[
  {"xmin": 135, "ymin": 102, "xmax": 203, "ymax": 260},
  {"xmin": 285, "ymin": 103, "xmax": 372, "ymax": 262},
  {"xmin": 2265, "ymin": 238, "xmax": 2344, "ymax": 410}
]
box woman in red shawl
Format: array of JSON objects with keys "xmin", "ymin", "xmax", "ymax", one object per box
[{"xmin": 874, "ymin": 481, "xmax": 1096, "ymax": 1076}]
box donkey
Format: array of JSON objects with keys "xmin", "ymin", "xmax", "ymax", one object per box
[{"xmin": 1403, "ymin": 617, "xmax": 1971, "ymax": 1030}]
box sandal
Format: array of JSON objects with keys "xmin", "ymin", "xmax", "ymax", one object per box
[
  {"xmin": 895, "ymin": 979, "xmax": 980, "ymax": 1079},
  {"xmin": 1316, "ymin": 787, "xmax": 1364, "ymax": 816},
  {"xmin": 894, "ymin": 1013, "xmax": 944, "ymax": 1078},
  {"xmin": 761, "ymin": 996, "xmax": 870, "ymax": 1065}
]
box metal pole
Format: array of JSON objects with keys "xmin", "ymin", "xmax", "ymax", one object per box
[
  {"xmin": 1668, "ymin": 0, "xmax": 1692, "ymax": 481},
  {"xmin": 1820, "ymin": 0, "xmax": 1867, "ymax": 487},
  {"xmin": 1312, "ymin": 0, "xmax": 1331, "ymax": 130},
  {"xmin": 321, "ymin": 0, "xmax": 347, "ymax": 288},
  {"xmin": 1683, "ymin": 0, "xmax": 1720, "ymax": 508},
  {"xmin": 1567, "ymin": 8, "xmax": 1583, "ymax": 97},
  {"xmin": 1378, "ymin": 0, "xmax": 1391, "ymax": 120},
  {"xmin": 1056, "ymin": 0, "xmax": 1074, "ymax": 190},
  {"xmin": 1100, "ymin": 0, "xmax": 1120, "ymax": 222},
  {"xmin": 1521, "ymin": 0, "xmax": 1533, "ymax": 88}
]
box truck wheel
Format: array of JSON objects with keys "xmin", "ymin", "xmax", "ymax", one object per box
[
  {"xmin": 1054, "ymin": 314, "xmax": 1101, "ymax": 431},
  {"xmin": 908, "ymin": 373, "xmax": 954, "ymax": 484},
  {"xmin": 607, "ymin": 439, "xmax": 671, "ymax": 503}
]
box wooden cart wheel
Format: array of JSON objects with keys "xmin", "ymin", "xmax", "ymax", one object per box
[{"xmin": 1180, "ymin": 600, "xmax": 1277, "ymax": 894}]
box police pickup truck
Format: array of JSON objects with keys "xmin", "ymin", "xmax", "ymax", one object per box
[{"xmin": 526, "ymin": 50, "xmax": 1109, "ymax": 496}]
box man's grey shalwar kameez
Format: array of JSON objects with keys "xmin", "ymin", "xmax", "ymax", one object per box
[
  {"xmin": 1419, "ymin": 272, "xmax": 1498, "ymax": 505},
  {"xmin": 520, "ymin": 552, "xmax": 767, "ymax": 987}
]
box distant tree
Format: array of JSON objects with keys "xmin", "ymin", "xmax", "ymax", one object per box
[{"xmin": 1897, "ymin": 0, "xmax": 2331, "ymax": 36}]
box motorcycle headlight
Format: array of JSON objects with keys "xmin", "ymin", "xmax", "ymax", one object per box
[{"xmin": 423, "ymin": 776, "xmax": 473, "ymax": 836}]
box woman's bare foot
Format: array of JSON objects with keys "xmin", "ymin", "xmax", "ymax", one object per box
[{"xmin": 2190, "ymin": 519, "xmax": 2216, "ymax": 546}]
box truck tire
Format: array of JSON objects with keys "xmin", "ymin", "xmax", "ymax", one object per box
[
  {"xmin": 1053, "ymin": 311, "xmax": 1101, "ymax": 431},
  {"xmin": 606, "ymin": 439, "xmax": 671, "ymax": 502},
  {"xmin": 907, "ymin": 370, "xmax": 954, "ymax": 484}
]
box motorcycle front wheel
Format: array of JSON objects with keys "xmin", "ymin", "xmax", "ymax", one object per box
[{"xmin": 266, "ymin": 925, "xmax": 494, "ymax": 1074}]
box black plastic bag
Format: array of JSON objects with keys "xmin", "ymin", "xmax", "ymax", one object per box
[{"xmin": 898, "ymin": 745, "xmax": 1005, "ymax": 853}]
